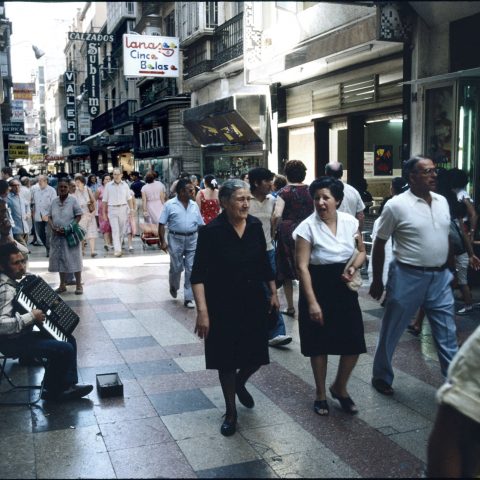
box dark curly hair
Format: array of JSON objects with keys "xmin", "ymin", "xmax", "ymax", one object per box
[
  {"xmin": 284, "ymin": 160, "xmax": 307, "ymax": 183},
  {"xmin": 308, "ymin": 176, "xmax": 344, "ymax": 207}
]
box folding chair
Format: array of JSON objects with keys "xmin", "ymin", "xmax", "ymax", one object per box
[{"xmin": 0, "ymin": 352, "xmax": 45, "ymax": 406}]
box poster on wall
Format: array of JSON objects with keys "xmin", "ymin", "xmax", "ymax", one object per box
[
  {"xmin": 374, "ymin": 145, "xmax": 393, "ymax": 175},
  {"xmin": 425, "ymin": 86, "xmax": 453, "ymax": 166},
  {"xmin": 364, "ymin": 151, "xmax": 374, "ymax": 176}
]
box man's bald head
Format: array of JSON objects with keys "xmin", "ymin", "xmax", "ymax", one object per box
[{"xmin": 325, "ymin": 162, "xmax": 343, "ymax": 179}]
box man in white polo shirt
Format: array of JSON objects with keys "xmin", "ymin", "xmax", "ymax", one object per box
[
  {"xmin": 102, "ymin": 168, "xmax": 134, "ymax": 257},
  {"xmin": 369, "ymin": 156, "xmax": 458, "ymax": 396}
]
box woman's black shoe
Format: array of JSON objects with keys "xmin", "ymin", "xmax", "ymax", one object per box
[
  {"xmin": 313, "ymin": 399, "xmax": 329, "ymax": 416},
  {"xmin": 220, "ymin": 414, "xmax": 237, "ymax": 436},
  {"xmin": 236, "ymin": 380, "xmax": 254, "ymax": 408},
  {"xmin": 329, "ymin": 387, "xmax": 358, "ymax": 414}
]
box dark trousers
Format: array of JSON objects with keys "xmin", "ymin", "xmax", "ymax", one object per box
[
  {"xmin": 34, "ymin": 221, "xmax": 50, "ymax": 252},
  {"xmin": 0, "ymin": 330, "xmax": 78, "ymax": 395}
]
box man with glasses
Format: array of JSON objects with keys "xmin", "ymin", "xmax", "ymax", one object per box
[
  {"xmin": 7, "ymin": 180, "xmax": 29, "ymax": 248},
  {"xmin": 102, "ymin": 168, "xmax": 135, "ymax": 257},
  {"xmin": 0, "ymin": 243, "xmax": 93, "ymax": 401},
  {"xmin": 369, "ymin": 156, "xmax": 457, "ymax": 396}
]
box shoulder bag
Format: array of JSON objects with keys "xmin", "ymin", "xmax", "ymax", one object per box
[{"xmin": 343, "ymin": 248, "xmax": 363, "ymax": 291}]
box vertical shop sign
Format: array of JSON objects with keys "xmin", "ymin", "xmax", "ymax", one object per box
[
  {"xmin": 86, "ymin": 42, "xmax": 100, "ymax": 117},
  {"xmin": 64, "ymin": 71, "xmax": 77, "ymax": 143},
  {"xmin": 374, "ymin": 145, "xmax": 393, "ymax": 175}
]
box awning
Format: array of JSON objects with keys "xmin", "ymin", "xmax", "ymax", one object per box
[
  {"xmin": 403, "ymin": 67, "xmax": 480, "ymax": 86},
  {"xmin": 182, "ymin": 96, "xmax": 264, "ymax": 147},
  {"xmin": 82, "ymin": 130, "xmax": 133, "ymax": 148},
  {"xmin": 82, "ymin": 130, "xmax": 108, "ymax": 146}
]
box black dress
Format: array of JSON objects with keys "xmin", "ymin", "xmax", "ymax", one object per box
[{"xmin": 191, "ymin": 213, "xmax": 273, "ymax": 370}]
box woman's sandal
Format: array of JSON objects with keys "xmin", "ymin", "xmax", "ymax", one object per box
[
  {"xmin": 329, "ymin": 387, "xmax": 358, "ymax": 415},
  {"xmin": 74, "ymin": 286, "xmax": 83, "ymax": 295},
  {"xmin": 55, "ymin": 286, "xmax": 67, "ymax": 294},
  {"xmin": 313, "ymin": 399, "xmax": 329, "ymax": 416},
  {"xmin": 280, "ymin": 308, "xmax": 296, "ymax": 317}
]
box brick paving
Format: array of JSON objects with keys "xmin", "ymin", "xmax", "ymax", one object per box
[{"xmin": 0, "ymin": 238, "xmax": 478, "ymax": 478}]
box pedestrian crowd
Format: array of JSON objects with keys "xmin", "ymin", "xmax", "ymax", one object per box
[{"xmin": 0, "ymin": 157, "xmax": 479, "ymax": 477}]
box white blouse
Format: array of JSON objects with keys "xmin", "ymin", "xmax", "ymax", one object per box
[{"xmin": 293, "ymin": 211, "xmax": 358, "ymax": 265}]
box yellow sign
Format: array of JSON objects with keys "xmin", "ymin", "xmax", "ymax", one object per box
[
  {"xmin": 8, "ymin": 143, "xmax": 28, "ymax": 159},
  {"xmin": 30, "ymin": 153, "xmax": 44, "ymax": 162}
]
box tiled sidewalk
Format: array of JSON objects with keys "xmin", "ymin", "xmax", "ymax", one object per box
[{"xmin": 0, "ymin": 241, "xmax": 478, "ymax": 478}]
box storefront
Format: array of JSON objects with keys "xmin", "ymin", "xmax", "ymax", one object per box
[
  {"xmin": 63, "ymin": 145, "xmax": 91, "ymax": 174},
  {"xmin": 409, "ymin": 72, "xmax": 480, "ymax": 200},
  {"xmin": 278, "ymin": 51, "xmax": 405, "ymax": 197},
  {"xmin": 182, "ymin": 95, "xmax": 269, "ymax": 181},
  {"xmin": 133, "ymin": 95, "xmax": 194, "ymax": 187}
]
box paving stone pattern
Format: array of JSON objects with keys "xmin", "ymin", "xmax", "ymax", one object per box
[{"xmin": 1, "ymin": 242, "xmax": 478, "ymax": 478}]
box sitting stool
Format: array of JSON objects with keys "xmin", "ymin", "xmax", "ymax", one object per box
[{"xmin": 0, "ymin": 352, "xmax": 45, "ymax": 406}]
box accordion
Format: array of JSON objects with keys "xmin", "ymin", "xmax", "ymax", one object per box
[{"xmin": 14, "ymin": 275, "xmax": 79, "ymax": 342}]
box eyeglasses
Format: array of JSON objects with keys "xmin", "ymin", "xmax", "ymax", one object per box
[
  {"xmin": 10, "ymin": 184, "xmax": 20, "ymax": 187},
  {"xmin": 413, "ymin": 168, "xmax": 438, "ymax": 176}
]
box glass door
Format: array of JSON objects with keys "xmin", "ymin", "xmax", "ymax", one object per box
[{"xmin": 457, "ymin": 80, "xmax": 480, "ymax": 200}]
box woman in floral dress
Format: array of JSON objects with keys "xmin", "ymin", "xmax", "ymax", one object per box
[{"xmin": 196, "ymin": 174, "xmax": 221, "ymax": 224}]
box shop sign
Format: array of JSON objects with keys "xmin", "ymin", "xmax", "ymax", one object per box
[
  {"xmin": 30, "ymin": 153, "xmax": 45, "ymax": 162},
  {"xmin": 13, "ymin": 83, "xmax": 35, "ymax": 101},
  {"xmin": 123, "ymin": 34, "xmax": 179, "ymax": 77},
  {"xmin": 11, "ymin": 100, "xmax": 24, "ymax": 123},
  {"xmin": 8, "ymin": 143, "xmax": 28, "ymax": 159},
  {"xmin": 139, "ymin": 127, "xmax": 164, "ymax": 151},
  {"xmin": 68, "ymin": 32, "xmax": 114, "ymax": 42},
  {"xmin": 86, "ymin": 42, "xmax": 100, "ymax": 117},
  {"xmin": 8, "ymin": 134, "xmax": 29, "ymax": 142},
  {"xmin": 45, "ymin": 154, "xmax": 65, "ymax": 162},
  {"xmin": 64, "ymin": 71, "xmax": 77, "ymax": 143},
  {"xmin": 3, "ymin": 123, "xmax": 24, "ymax": 134}
]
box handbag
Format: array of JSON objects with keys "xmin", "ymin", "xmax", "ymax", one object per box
[
  {"xmin": 87, "ymin": 189, "xmax": 95, "ymax": 213},
  {"xmin": 343, "ymin": 248, "xmax": 363, "ymax": 291},
  {"xmin": 64, "ymin": 222, "xmax": 86, "ymax": 248}
]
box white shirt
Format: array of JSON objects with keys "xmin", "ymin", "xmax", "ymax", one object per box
[
  {"xmin": 102, "ymin": 180, "xmax": 131, "ymax": 206},
  {"xmin": 293, "ymin": 211, "xmax": 358, "ymax": 265},
  {"xmin": 338, "ymin": 183, "xmax": 365, "ymax": 216},
  {"xmin": 376, "ymin": 189, "xmax": 451, "ymax": 267},
  {"xmin": 437, "ymin": 325, "xmax": 480, "ymax": 423},
  {"xmin": 249, "ymin": 194, "xmax": 276, "ymax": 251},
  {"xmin": 368, "ymin": 216, "xmax": 393, "ymax": 285},
  {"xmin": 31, "ymin": 184, "xmax": 57, "ymax": 221}
]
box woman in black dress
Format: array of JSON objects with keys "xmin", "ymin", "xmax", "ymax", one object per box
[
  {"xmin": 295, "ymin": 177, "xmax": 366, "ymax": 416},
  {"xmin": 191, "ymin": 179, "xmax": 279, "ymax": 436}
]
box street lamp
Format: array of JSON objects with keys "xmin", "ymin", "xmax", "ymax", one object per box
[{"xmin": 32, "ymin": 44, "xmax": 45, "ymax": 60}]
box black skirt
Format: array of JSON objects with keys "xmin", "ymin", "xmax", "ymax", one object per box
[{"xmin": 298, "ymin": 263, "xmax": 366, "ymax": 356}]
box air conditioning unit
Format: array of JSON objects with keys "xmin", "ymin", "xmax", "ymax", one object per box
[{"xmin": 142, "ymin": 26, "xmax": 161, "ymax": 36}]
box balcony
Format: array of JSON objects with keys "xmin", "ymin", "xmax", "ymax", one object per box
[
  {"xmin": 140, "ymin": 79, "xmax": 179, "ymax": 108},
  {"xmin": 213, "ymin": 12, "xmax": 243, "ymax": 68},
  {"xmin": 184, "ymin": 59, "xmax": 214, "ymax": 80},
  {"xmin": 91, "ymin": 100, "xmax": 138, "ymax": 134}
]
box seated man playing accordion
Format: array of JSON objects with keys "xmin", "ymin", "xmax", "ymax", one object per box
[{"xmin": 0, "ymin": 243, "xmax": 92, "ymax": 402}]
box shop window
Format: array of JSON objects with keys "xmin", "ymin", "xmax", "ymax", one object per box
[
  {"xmin": 425, "ymin": 85, "xmax": 454, "ymax": 168},
  {"xmin": 450, "ymin": 12, "xmax": 480, "ymax": 72}
]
